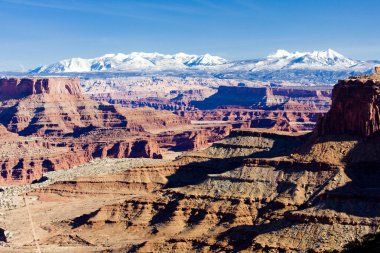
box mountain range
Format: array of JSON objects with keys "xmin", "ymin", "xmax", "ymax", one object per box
[
  {"xmin": 31, "ymin": 52, "xmax": 228, "ymax": 74},
  {"xmin": 29, "ymin": 49, "xmax": 378, "ymax": 85}
]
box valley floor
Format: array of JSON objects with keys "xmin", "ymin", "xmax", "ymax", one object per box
[{"xmin": 0, "ymin": 129, "xmax": 378, "ymax": 252}]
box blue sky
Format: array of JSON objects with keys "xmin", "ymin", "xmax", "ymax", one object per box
[{"xmin": 0, "ymin": 0, "xmax": 379, "ymax": 71}]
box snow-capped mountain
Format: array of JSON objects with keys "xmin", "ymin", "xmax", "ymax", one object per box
[
  {"xmin": 225, "ymin": 49, "xmax": 373, "ymax": 84},
  {"xmin": 29, "ymin": 49, "xmax": 375, "ymax": 85},
  {"xmin": 229, "ymin": 49, "xmax": 368, "ymax": 72},
  {"xmin": 31, "ymin": 49, "xmax": 371, "ymax": 74},
  {"xmin": 185, "ymin": 53, "xmax": 227, "ymax": 66},
  {"xmin": 256, "ymin": 49, "xmax": 360, "ymax": 70},
  {"xmin": 31, "ymin": 52, "xmax": 228, "ymax": 74}
]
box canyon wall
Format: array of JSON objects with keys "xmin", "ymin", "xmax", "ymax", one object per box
[
  {"xmin": 192, "ymin": 85, "xmax": 332, "ymax": 110},
  {"xmin": 0, "ymin": 77, "xmax": 187, "ymax": 184},
  {"xmin": 90, "ymin": 85, "xmax": 332, "ymax": 132},
  {"xmin": 0, "ymin": 77, "xmax": 82, "ymax": 100},
  {"xmin": 316, "ymin": 77, "xmax": 380, "ymax": 137}
]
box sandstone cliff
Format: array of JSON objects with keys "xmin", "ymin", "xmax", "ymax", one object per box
[
  {"xmin": 316, "ymin": 77, "xmax": 380, "ymax": 137},
  {"xmin": 0, "ymin": 77, "xmax": 189, "ymax": 183},
  {"xmin": 0, "ymin": 77, "xmax": 135, "ymax": 136},
  {"xmin": 90, "ymin": 85, "xmax": 332, "ymax": 132},
  {"xmin": 192, "ymin": 86, "xmax": 331, "ymax": 110},
  {"xmin": 0, "ymin": 77, "xmax": 82, "ymax": 100}
]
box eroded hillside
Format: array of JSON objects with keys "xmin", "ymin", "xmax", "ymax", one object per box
[{"xmin": 0, "ymin": 74, "xmax": 379, "ymax": 252}]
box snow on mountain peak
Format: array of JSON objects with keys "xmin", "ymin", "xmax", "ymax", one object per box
[
  {"xmin": 253, "ymin": 49, "xmax": 358, "ymax": 71},
  {"xmin": 31, "ymin": 52, "xmax": 228, "ymax": 73},
  {"xmin": 308, "ymin": 49, "xmax": 344, "ymax": 60},
  {"xmin": 185, "ymin": 53, "xmax": 227, "ymax": 66},
  {"xmin": 29, "ymin": 49, "xmax": 372, "ymax": 75},
  {"xmin": 268, "ymin": 49, "xmax": 291, "ymax": 58}
]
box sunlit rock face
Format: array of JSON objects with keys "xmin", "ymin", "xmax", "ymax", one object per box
[
  {"xmin": 0, "ymin": 77, "xmax": 83, "ymax": 100},
  {"xmin": 316, "ymin": 77, "xmax": 380, "ymax": 137}
]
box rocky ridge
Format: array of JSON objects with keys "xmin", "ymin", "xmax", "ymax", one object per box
[{"xmin": 14, "ymin": 127, "xmax": 375, "ymax": 252}]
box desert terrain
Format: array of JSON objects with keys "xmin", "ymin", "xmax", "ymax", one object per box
[
  {"xmin": 2, "ymin": 1, "xmax": 380, "ymax": 252},
  {"xmin": 0, "ymin": 73, "xmax": 378, "ymax": 252}
]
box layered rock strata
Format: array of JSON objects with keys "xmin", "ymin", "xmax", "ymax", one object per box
[
  {"xmin": 7, "ymin": 75, "xmax": 378, "ymax": 252},
  {"xmin": 89, "ymin": 85, "xmax": 332, "ymax": 132},
  {"xmin": 19, "ymin": 127, "xmax": 378, "ymax": 252},
  {"xmin": 0, "ymin": 78, "xmax": 139, "ymax": 136},
  {"xmin": 191, "ymin": 86, "xmax": 332, "ymax": 110},
  {"xmin": 0, "ymin": 77, "xmax": 82, "ymax": 100},
  {"xmin": 0, "ymin": 77, "xmax": 242, "ymax": 184},
  {"xmin": 316, "ymin": 76, "xmax": 380, "ymax": 137},
  {"xmin": 2, "ymin": 75, "xmax": 379, "ymax": 252},
  {"xmin": 0, "ymin": 77, "xmax": 186, "ymax": 184},
  {"xmin": 176, "ymin": 109, "xmax": 320, "ymax": 132}
]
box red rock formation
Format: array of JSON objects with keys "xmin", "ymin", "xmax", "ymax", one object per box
[
  {"xmin": 176, "ymin": 109, "xmax": 321, "ymax": 131},
  {"xmin": 316, "ymin": 77, "xmax": 380, "ymax": 137},
  {"xmin": 250, "ymin": 118, "xmax": 297, "ymax": 132},
  {"xmin": 0, "ymin": 139, "xmax": 88, "ymax": 184},
  {"xmin": 0, "ymin": 131, "xmax": 162, "ymax": 185},
  {"xmin": 120, "ymin": 108, "xmax": 190, "ymax": 133},
  {"xmin": 0, "ymin": 78, "xmax": 135, "ymax": 136},
  {"xmin": 69, "ymin": 128, "xmax": 162, "ymax": 159},
  {"xmin": 88, "ymin": 88, "xmax": 214, "ymax": 111},
  {"xmin": 155, "ymin": 124, "xmax": 236, "ymax": 151},
  {"xmin": 0, "ymin": 125, "xmax": 18, "ymax": 138},
  {"xmin": 8, "ymin": 78, "xmax": 380, "ymax": 252},
  {"xmin": 173, "ymin": 86, "xmax": 331, "ymax": 132},
  {"xmin": 88, "ymin": 85, "xmax": 331, "ymax": 133},
  {"xmin": 0, "ymin": 77, "xmax": 190, "ymax": 137},
  {"xmin": 0, "ymin": 77, "xmax": 82, "ymax": 100},
  {"xmin": 25, "ymin": 128, "xmax": 374, "ymax": 252},
  {"xmin": 191, "ymin": 86, "xmax": 332, "ymax": 110},
  {"xmin": 0, "ymin": 77, "xmax": 181, "ymax": 184},
  {"xmin": 156, "ymin": 130, "xmax": 208, "ymax": 151}
]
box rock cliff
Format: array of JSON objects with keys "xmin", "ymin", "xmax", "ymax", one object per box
[
  {"xmin": 316, "ymin": 76, "xmax": 380, "ymax": 137},
  {"xmin": 0, "ymin": 77, "xmax": 135, "ymax": 136},
  {"xmin": 0, "ymin": 77, "xmax": 194, "ymax": 183},
  {"xmin": 0, "ymin": 77, "xmax": 82, "ymax": 100},
  {"xmin": 192, "ymin": 86, "xmax": 332, "ymax": 110},
  {"xmin": 176, "ymin": 109, "xmax": 320, "ymax": 132},
  {"xmin": 89, "ymin": 85, "xmax": 332, "ymax": 132}
]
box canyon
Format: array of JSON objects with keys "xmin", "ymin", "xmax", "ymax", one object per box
[
  {"xmin": 0, "ymin": 77, "xmax": 236, "ymax": 184},
  {"xmin": 0, "ymin": 72, "xmax": 378, "ymax": 252},
  {"xmin": 90, "ymin": 84, "xmax": 332, "ymax": 132},
  {"xmin": 2, "ymin": 0, "xmax": 380, "ymax": 251}
]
